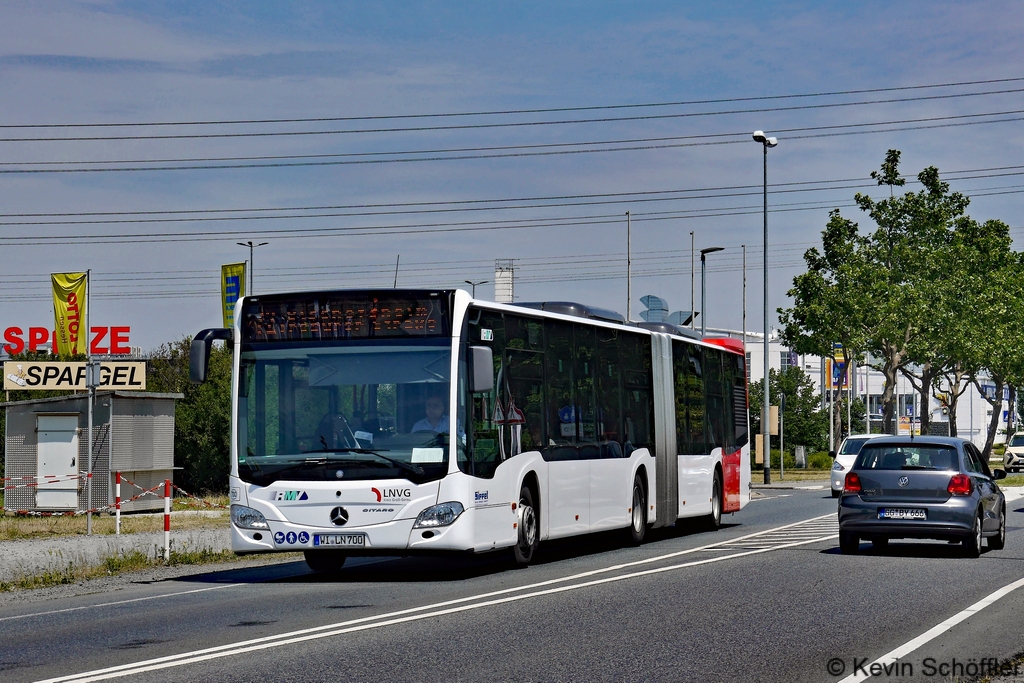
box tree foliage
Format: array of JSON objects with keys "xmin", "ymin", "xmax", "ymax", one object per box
[
  {"xmin": 748, "ymin": 366, "xmax": 829, "ymax": 453},
  {"xmin": 146, "ymin": 337, "xmax": 233, "ymax": 493},
  {"xmin": 779, "ymin": 150, "xmax": 1024, "ymax": 456}
]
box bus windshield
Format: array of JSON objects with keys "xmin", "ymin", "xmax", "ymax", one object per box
[{"xmin": 237, "ymin": 341, "xmax": 453, "ymax": 486}]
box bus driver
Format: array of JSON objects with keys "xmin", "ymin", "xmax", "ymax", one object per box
[{"xmin": 412, "ymin": 395, "xmax": 451, "ymax": 434}]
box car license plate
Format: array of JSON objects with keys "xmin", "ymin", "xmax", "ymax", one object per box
[
  {"xmin": 878, "ymin": 508, "xmax": 926, "ymax": 520},
  {"xmin": 313, "ymin": 533, "xmax": 366, "ymax": 547}
]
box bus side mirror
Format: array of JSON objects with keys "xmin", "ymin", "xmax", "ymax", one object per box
[
  {"xmin": 828, "ymin": 451, "xmax": 836, "ymax": 459},
  {"xmin": 469, "ymin": 345, "xmax": 494, "ymax": 394},
  {"xmin": 190, "ymin": 328, "xmax": 234, "ymax": 383}
]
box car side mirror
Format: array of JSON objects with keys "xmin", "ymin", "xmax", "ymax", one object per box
[
  {"xmin": 828, "ymin": 451, "xmax": 836, "ymax": 459},
  {"xmin": 994, "ymin": 468, "xmax": 1007, "ymax": 480},
  {"xmin": 468, "ymin": 345, "xmax": 494, "ymax": 394},
  {"xmin": 190, "ymin": 328, "xmax": 234, "ymax": 383}
]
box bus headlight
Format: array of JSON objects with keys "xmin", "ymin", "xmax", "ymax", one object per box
[
  {"xmin": 414, "ymin": 502, "xmax": 465, "ymax": 528},
  {"xmin": 231, "ymin": 504, "xmax": 270, "ymax": 530}
]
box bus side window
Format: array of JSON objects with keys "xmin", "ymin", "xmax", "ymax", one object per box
[
  {"xmin": 621, "ymin": 332, "xmax": 654, "ymax": 454},
  {"xmin": 544, "ymin": 320, "xmax": 576, "ymax": 456},
  {"xmin": 504, "ymin": 313, "xmax": 546, "ymax": 455},
  {"xmin": 465, "ymin": 308, "xmax": 505, "ymax": 478},
  {"xmin": 574, "ymin": 324, "xmax": 598, "ymax": 453},
  {"xmin": 704, "ymin": 349, "xmax": 725, "ymax": 451},
  {"xmin": 686, "ymin": 345, "xmax": 706, "ymax": 454},
  {"xmin": 597, "ymin": 328, "xmax": 625, "ymax": 457},
  {"xmin": 732, "ymin": 353, "xmax": 749, "ymax": 448},
  {"xmin": 672, "ymin": 340, "xmax": 690, "ymax": 455}
]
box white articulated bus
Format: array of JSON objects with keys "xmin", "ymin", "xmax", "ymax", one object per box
[{"xmin": 190, "ymin": 289, "xmax": 751, "ymax": 572}]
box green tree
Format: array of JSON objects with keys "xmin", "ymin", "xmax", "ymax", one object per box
[
  {"xmin": 748, "ymin": 366, "xmax": 829, "ymax": 453},
  {"xmin": 147, "ymin": 337, "xmax": 233, "ymax": 493},
  {"xmin": 781, "ymin": 151, "xmax": 973, "ymax": 435}
]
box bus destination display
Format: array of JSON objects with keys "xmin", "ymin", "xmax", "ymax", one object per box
[{"xmin": 241, "ymin": 293, "xmax": 450, "ymax": 342}]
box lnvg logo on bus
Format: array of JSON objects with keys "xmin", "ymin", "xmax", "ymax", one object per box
[
  {"xmin": 274, "ymin": 490, "xmax": 308, "ymax": 501},
  {"xmin": 371, "ymin": 487, "xmax": 412, "ymax": 503}
]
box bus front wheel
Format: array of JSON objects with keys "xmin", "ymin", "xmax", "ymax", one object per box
[
  {"xmin": 704, "ymin": 470, "xmax": 723, "ymax": 530},
  {"xmin": 513, "ymin": 485, "xmax": 539, "ymax": 567},
  {"xmin": 304, "ymin": 550, "xmax": 347, "ymax": 573},
  {"xmin": 628, "ymin": 473, "xmax": 648, "ymax": 545}
]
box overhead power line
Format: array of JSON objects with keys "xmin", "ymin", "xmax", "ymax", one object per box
[
  {"xmin": 3, "ymin": 110, "xmax": 1023, "ymax": 175},
  {"xmin": 3, "ymin": 88, "xmax": 1024, "ymax": 143},
  {"xmin": 2, "ymin": 75, "xmax": 1022, "ymax": 129}
]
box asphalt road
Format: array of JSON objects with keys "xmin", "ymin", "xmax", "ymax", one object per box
[{"xmin": 4, "ymin": 488, "xmax": 1024, "ymax": 683}]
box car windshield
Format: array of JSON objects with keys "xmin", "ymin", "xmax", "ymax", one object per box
[
  {"xmin": 855, "ymin": 444, "xmax": 959, "ymax": 470},
  {"xmin": 839, "ymin": 437, "xmax": 872, "ymax": 455},
  {"xmin": 1010, "ymin": 435, "xmax": 1024, "ymax": 447},
  {"xmin": 236, "ymin": 341, "xmax": 456, "ymax": 486}
]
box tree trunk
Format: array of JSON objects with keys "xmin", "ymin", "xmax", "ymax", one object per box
[
  {"xmin": 977, "ymin": 374, "xmax": 1005, "ymax": 460},
  {"xmin": 918, "ymin": 362, "xmax": 934, "ymax": 435},
  {"xmin": 1009, "ymin": 386, "xmax": 1017, "ymax": 435},
  {"xmin": 881, "ymin": 351, "xmax": 900, "ymax": 436},
  {"xmin": 939, "ymin": 363, "xmax": 970, "ymax": 438}
]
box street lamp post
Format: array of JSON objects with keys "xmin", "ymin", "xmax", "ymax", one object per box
[
  {"xmin": 237, "ymin": 241, "xmax": 269, "ymax": 295},
  {"xmin": 464, "ymin": 280, "xmax": 488, "ymax": 298},
  {"xmin": 700, "ymin": 247, "xmax": 724, "ymax": 337},
  {"xmin": 753, "ymin": 130, "xmax": 778, "ymax": 484}
]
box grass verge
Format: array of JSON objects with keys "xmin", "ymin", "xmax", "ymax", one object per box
[{"xmin": 0, "ymin": 547, "xmax": 241, "ymax": 592}]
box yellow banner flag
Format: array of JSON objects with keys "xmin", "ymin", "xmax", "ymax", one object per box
[
  {"xmin": 52, "ymin": 272, "xmax": 88, "ymax": 355},
  {"xmin": 221, "ymin": 262, "xmax": 246, "ymax": 328}
]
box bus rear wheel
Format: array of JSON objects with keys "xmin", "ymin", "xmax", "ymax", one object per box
[
  {"xmin": 304, "ymin": 550, "xmax": 347, "ymax": 573},
  {"xmin": 627, "ymin": 473, "xmax": 648, "ymax": 545},
  {"xmin": 513, "ymin": 485, "xmax": 539, "ymax": 567},
  {"xmin": 704, "ymin": 470, "xmax": 723, "ymax": 531}
]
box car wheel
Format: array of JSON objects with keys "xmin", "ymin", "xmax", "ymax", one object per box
[
  {"xmin": 303, "ymin": 550, "xmax": 347, "ymax": 573},
  {"xmin": 871, "ymin": 537, "xmax": 889, "ymax": 549},
  {"xmin": 963, "ymin": 512, "xmax": 983, "ymax": 558},
  {"xmin": 831, "ymin": 488, "xmax": 841, "ymax": 499},
  {"xmin": 628, "ymin": 473, "xmax": 648, "ymax": 545},
  {"xmin": 513, "ymin": 484, "xmax": 539, "ymax": 567},
  {"xmin": 839, "ymin": 531, "xmax": 859, "ymax": 554},
  {"xmin": 704, "ymin": 470, "xmax": 723, "ymax": 531},
  {"xmin": 988, "ymin": 505, "xmax": 1006, "ymax": 551}
]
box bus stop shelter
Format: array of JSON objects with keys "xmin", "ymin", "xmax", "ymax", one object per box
[{"xmin": 3, "ymin": 391, "xmax": 182, "ymax": 513}]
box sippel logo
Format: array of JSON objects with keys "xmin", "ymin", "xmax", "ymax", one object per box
[{"xmin": 372, "ymin": 487, "xmax": 412, "ymax": 503}]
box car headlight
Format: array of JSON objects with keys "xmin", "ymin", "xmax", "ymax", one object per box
[
  {"xmin": 831, "ymin": 461, "xmax": 845, "ymax": 472},
  {"xmin": 231, "ymin": 504, "xmax": 270, "ymax": 530},
  {"xmin": 414, "ymin": 502, "xmax": 465, "ymax": 528}
]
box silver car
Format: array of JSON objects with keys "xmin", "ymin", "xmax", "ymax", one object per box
[{"xmin": 838, "ymin": 436, "xmax": 1006, "ymax": 557}]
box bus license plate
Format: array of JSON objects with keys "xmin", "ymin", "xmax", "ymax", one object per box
[
  {"xmin": 878, "ymin": 508, "xmax": 926, "ymax": 520},
  {"xmin": 314, "ymin": 533, "xmax": 366, "ymax": 547}
]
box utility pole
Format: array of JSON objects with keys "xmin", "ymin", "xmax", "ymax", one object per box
[
  {"xmin": 237, "ymin": 241, "xmax": 268, "ymax": 294},
  {"xmin": 626, "ymin": 212, "xmax": 632, "ymax": 321},
  {"xmin": 689, "ymin": 231, "xmax": 695, "ymax": 330}
]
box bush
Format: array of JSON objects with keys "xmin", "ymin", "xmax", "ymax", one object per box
[{"xmin": 807, "ymin": 452, "xmax": 834, "ymax": 469}]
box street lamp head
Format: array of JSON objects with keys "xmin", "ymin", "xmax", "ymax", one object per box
[
  {"xmin": 752, "ymin": 130, "xmax": 766, "ymax": 143},
  {"xmin": 766, "ymin": 137, "xmax": 778, "ymax": 148},
  {"xmin": 752, "ymin": 131, "xmax": 778, "ymax": 147},
  {"xmin": 700, "ymin": 246, "xmax": 725, "ymax": 256}
]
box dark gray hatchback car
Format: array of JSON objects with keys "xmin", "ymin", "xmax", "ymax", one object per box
[{"xmin": 838, "ymin": 436, "xmax": 1006, "ymax": 556}]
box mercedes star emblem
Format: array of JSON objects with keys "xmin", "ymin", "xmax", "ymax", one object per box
[
  {"xmin": 898, "ymin": 476, "xmax": 909, "ymax": 487},
  {"xmin": 330, "ymin": 506, "xmax": 349, "ymax": 526}
]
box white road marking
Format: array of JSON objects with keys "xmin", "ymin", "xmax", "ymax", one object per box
[
  {"xmin": 0, "ymin": 584, "xmax": 242, "ymax": 623},
  {"xmin": 36, "ymin": 515, "xmax": 839, "ymax": 683},
  {"xmin": 837, "ymin": 574, "xmax": 1024, "ymax": 683}
]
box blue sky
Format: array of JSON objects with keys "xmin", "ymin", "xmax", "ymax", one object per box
[{"xmin": 1, "ymin": 1, "xmax": 1022, "ymax": 351}]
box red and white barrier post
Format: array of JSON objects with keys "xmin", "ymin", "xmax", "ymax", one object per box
[
  {"xmin": 163, "ymin": 479, "xmax": 171, "ymax": 562},
  {"xmin": 115, "ymin": 472, "xmax": 121, "ymax": 535}
]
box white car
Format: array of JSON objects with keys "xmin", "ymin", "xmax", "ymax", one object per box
[
  {"xmin": 1005, "ymin": 433, "xmax": 1024, "ymax": 472},
  {"xmin": 830, "ymin": 433, "xmax": 888, "ymax": 498}
]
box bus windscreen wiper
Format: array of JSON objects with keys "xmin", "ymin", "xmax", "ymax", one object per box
[{"xmin": 310, "ymin": 448, "xmax": 425, "ymax": 477}]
